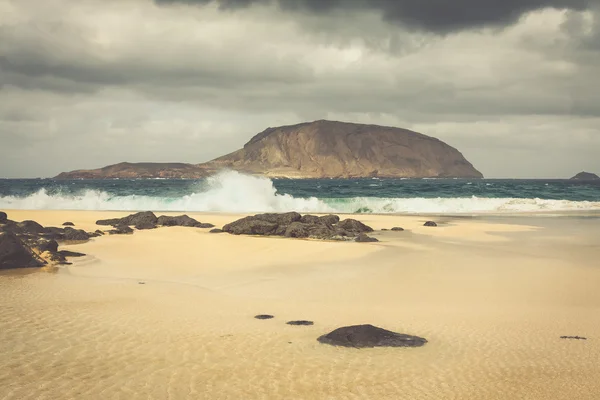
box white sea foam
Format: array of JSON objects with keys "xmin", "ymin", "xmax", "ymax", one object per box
[{"xmin": 1, "ymin": 170, "xmax": 599, "ymax": 213}]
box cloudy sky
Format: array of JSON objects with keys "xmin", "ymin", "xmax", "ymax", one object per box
[{"xmin": 1, "ymin": 0, "xmax": 599, "ymax": 178}]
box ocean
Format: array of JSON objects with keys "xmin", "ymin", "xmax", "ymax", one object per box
[{"xmin": 1, "ymin": 170, "xmax": 600, "ymax": 214}]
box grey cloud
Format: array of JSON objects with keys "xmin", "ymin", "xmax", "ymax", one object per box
[
  {"xmin": 1, "ymin": 0, "xmax": 600, "ymax": 178},
  {"xmin": 156, "ymin": 0, "xmax": 593, "ymax": 32}
]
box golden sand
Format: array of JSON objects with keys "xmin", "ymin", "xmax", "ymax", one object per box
[{"xmin": 1, "ymin": 210, "xmax": 599, "ymax": 399}]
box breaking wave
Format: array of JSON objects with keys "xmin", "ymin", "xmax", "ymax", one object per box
[{"xmin": 1, "ymin": 171, "xmax": 599, "ymax": 214}]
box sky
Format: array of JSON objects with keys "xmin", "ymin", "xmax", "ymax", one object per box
[{"xmin": 1, "ymin": 0, "xmax": 599, "ymax": 178}]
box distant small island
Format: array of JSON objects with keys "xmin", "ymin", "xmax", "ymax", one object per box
[
  {"xmin": 55, "ymin": 120, "xmax": 483, "ymax": 179},
  {"xmin": 570, "ymin": 172, "xmax": 600, "ymax": 180}
]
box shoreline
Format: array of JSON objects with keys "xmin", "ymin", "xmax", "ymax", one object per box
[{"xmin": 1, "ymin": 209, "xmax": 599, "ymax": 399}]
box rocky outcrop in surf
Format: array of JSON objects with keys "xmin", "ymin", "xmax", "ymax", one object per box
[
  {"xmin": 0, "ymin": 211, "xmax": 96, "ymax": 269},
  {"xmin": 222, "ymin": 212, "xmax": 378, "ymax": 242}
]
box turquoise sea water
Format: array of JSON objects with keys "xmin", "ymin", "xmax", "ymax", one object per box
[{"xmin": 1, "ymin": 171, "xmax": 599, "ymax": 214}]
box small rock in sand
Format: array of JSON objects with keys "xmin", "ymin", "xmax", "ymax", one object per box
[
  {"xmin": 287, "ymin": 320, "xmax": 314, "ymax": 326},
  {"xmin": 254, "ymin": 314, "xmax": 274, "ymax": 320}
]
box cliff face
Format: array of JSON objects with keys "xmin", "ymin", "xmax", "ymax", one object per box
[
  {"xmin": 570, "ymin": 172, "xmax": 600, "ymax": 180},
  {"xmin": 203, "ymin": 120, "xmax": 483, "ymax": 178},
  {"xmin": 55, "ymin": 120, "xmax": 483, "ymax": 179},
  {"xmin": 54, "ymin": 162, "xmax": 209, "ymax": 179}
]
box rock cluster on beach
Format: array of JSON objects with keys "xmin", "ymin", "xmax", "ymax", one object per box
[
  {"xmin": 222, "ymin": 212, "xmax": 378, "ymax": 242},
  {"xmin": 0, "ymin": 211, "xmax": 93, "ymax": 269},
  {"xmin": 96, "ymin": 211, "xmax": 215, "ymax": 232}
]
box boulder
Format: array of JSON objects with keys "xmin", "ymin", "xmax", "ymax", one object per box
[
  {"xmin": 0, "ymin": 232, "xmax": 46, "ymax": 269},
  {"xmin": 424, "ymin": 221, "xmax": 437, "ymax": 227},
  {"xmin": 108, "ymin": 224, "xmax": 134, "ymax": 235},
  {"xmin": 284, "ymin": 222, "xmax": 311, "ymax": 238},
  {"xmin": 97, "ymin": 211, "xmax": 158, "ymax": 227},
  {"xmin": 222, "ymin": 218, "xmax": 279, "ymax": 236},
  {"xmin": 209, "ymin": 228, "xmax": 223, "ymax": 234},
  {"xmin": 62, "ymin": 222, "xmax": 75, "ymax": 226},
  {"xmin": 337, "ymin": 219, "xmax": 374, "ymax": 234},
  {"xmin": 134, "ymin": 221, "xmax": 157, "ymax": 230},
  {"xmin": 15, "ymin": 220, "xmax": 46, "ymax": 234},
  {"xmin": 63, "ymin": 227, "xmax": 91, "ymax": 241},
  {"xmin": 94, "ymin": 230, "xmax": 105, "ymax": 235},
  {"xmin": 42, "ymin": 227, "xmax": 66, "ymax": 241},
  {"xmin": 0, "ymin": 211, "xmax": 7, "ymax": 224},
  {"xmin": 35, "ymin": 239, "xmax": 59, "ymax": 253},
  {"xmin": 300, "ymin": 215, "xmax": 320, "ymax": 224},
  {"xmin": 391, "ymin": 227, "xmax": 404, "ymax": 231},
  {"xmin": 319, "ymin": 214, "xmax": 340, "ymax": 225},
  {"xmin": 317, "ymin": 324, "xmax": 427, "ymax": 348},
  {"xmin": 157, "ymin": 215, "xmax": 204, "ymax": 227},
  {"xmin": 355, "ymin": 233, "xmax": 379, "ymax": 243}
]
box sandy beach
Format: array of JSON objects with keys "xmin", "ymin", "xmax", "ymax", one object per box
[{"xmin": 1, "ymin": 210, "xmax": 599, "ymax": 399}]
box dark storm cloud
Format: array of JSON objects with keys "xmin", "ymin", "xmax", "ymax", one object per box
[{"xmin": 155, "ymin": 0, "xmax": 592, "ymax": 32}]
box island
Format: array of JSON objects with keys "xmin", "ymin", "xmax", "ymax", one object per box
[
  {"xmin": 55, "ymin": 120, "xmax": 483, "ymax": 179},
  {"xmin": 570, "ymin": 171, "xmax": 600, "ymax": 180}
]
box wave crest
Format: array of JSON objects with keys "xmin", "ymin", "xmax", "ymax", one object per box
[{"xmin": 1, "ymin": 171, "xmax": 599, "ymax": 213}]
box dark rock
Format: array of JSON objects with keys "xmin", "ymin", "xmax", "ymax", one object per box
[
  {"xmin": 223, "ymin": 218, "xmax": 279, "ymax": 236},
  {"xmin": 35, "ymin": 239, "xmax": 59, "ymax": 253},
  {"xmin": 560, "ymin": 336, "xmax": 587, "ymax": 340},
  {"xmin": 134, "ymin": 221, "xmax": 157, "ymax": 230},
  {"xmin": 63, "ymin": 227, "xmax": 90, "ymax": 241},
  {"xmin": 254, "ymin": 315, "xmax": 274, "ymax": 320},
  {"xmin": 317, "ymin": 324, "xmax": 427, "ymax": 348},
  {"xmin": 209, "ymin": 228, "xmax": 223, "ymax": 233},
  {"xmin": 337, "ymin": 219, "xmax": 374, "ymax": 234},
  {"xmin": 157, "ymin": 215, "xmax": 204, "ymax": 227},
  {"xmin": 257, "ymin": 212, "xmax": 302, "ymax": 225},
  {"xmin": 62, "ymin": 222, "xmax": 75, "ymax": 226},
  {"xmin": 287, "ymin": 320, "xmax": 314, "ymax": 326},
  {"xmin": 0, "ymin": 211, "xmax": 7, "ymax": 224},
  {"xmin": 108, "ymin": 224, "xmax": 134, "ymax": 235},
  {"xmin": 42, "ymin": 227, "xmax": 66, "ymax": 240},
  {"xmin": 391, "ymin": 227, "xmax": 404, "ymax": 231},
  {"xmin": 284, "ymin": 222, "xmax": 311, "ymax": 238},
  {"xmin": 97, "ymin": 211, "xmax": 158, "ymax": 227},
  {"xmin": 94, "ymin": 230, "xmax": 105, "ymax": 235},
  {"xmin": 198, "ymin": 223, "xmax": 215, "ymax": 228},
  {"xmin": 381, "ymin": 228, "xmax": 389, "ymax": 231},
  {"xmin": 355, "ymin": 233, "xmax": 379, "ymax": 243},
  {"xmin": 300, "ymin": 215, "xmax": 320, "ymax": 224},
  {"xmin": 319, "ymin": 214, "xmax": 340, "ymax": 225},
  {"xmin": 424, "ymin": 221, "xmax": 437, "ymax": 227},
  {"xmin": 308, "ymin": 224, "xmax": 338, "ymax": 240},
  {"xmin": 15, "ymin": 220, "xmax": 46, "ymax": 234},
  {"xmin": 57, "ymin": 250, "xmax": 86, "ymax": 258},
  {"xmin": 223, "ymin": 213, "xmax": 375, "ymax": 242},
  {"xmin": 0, "ymin": 232, "xmax": 46, "ymax": 269}
]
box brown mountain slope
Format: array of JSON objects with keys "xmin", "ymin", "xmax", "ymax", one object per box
[
  {"xmin": 202, "ymin": 120, "xmax": 483, "ymax": 178},
  {"xmin": 54, "ymin": 162, "xmax": 208, "ymax": 179}
]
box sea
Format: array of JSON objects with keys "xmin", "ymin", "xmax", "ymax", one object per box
[{"xmin": 1, "ymin": 170, "xmax": 600, "ymax": 214}]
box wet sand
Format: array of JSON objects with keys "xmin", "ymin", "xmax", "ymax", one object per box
[{"xmin": 1, "ymin": 210, "xmax": 599, "ymax": 399}]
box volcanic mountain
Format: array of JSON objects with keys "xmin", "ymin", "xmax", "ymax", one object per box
[{"xmin": 55, "ymin": 120, "xmax": 483, "ymax": 179}]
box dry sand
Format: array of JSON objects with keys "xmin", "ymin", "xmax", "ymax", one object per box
[{"xmin": 1, "ymin": 210, "xmax": 599, "ymax": 399}]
